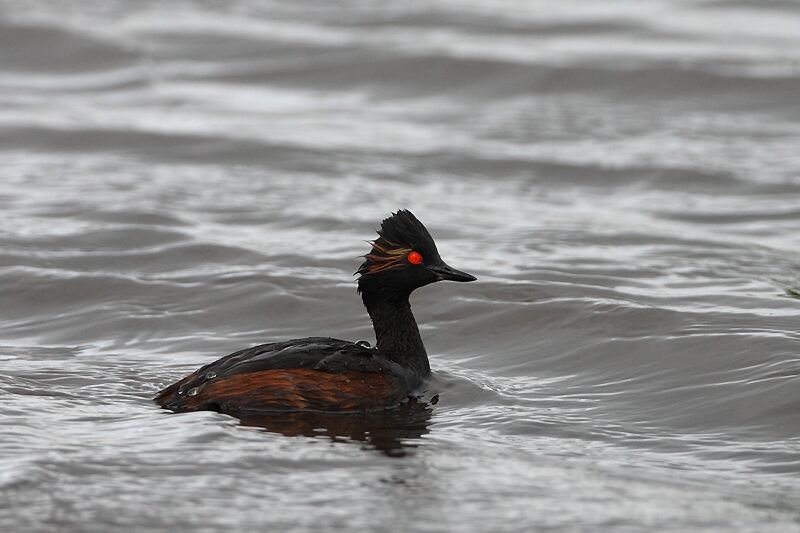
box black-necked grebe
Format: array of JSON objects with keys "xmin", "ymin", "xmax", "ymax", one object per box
[{"xmin": 155, "ymin": 210, "xmax": 476, "ymax": 413}]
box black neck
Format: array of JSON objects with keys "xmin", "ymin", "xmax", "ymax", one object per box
[{"xmin": 361, "ymin": 288, "xmax": 430, "ymax": 376}]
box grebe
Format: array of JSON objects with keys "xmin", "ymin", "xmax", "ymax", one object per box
[{"xmin": 155, "ymin": 210, "xmax": 476, "ymax": 413}]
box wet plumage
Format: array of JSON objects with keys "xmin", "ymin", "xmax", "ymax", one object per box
[{"xmin": 155, "ymin": 210, "xmax": 476, "ymax": 413}]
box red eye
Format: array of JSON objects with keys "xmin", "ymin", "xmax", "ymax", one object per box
[{"xmin": 407, "ymin": 251, "xmax": 423, "ymax": 265}]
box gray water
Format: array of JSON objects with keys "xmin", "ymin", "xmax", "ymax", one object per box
[{"xmin": 2, "ymin": 1, "xmax": 800, "ymax": 531}]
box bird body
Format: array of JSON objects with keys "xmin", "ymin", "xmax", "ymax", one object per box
[{"xmin": 155, "ymin": 210, "xmax": 475, "ymax": 414}]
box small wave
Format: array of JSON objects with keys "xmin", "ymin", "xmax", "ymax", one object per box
[{"xmin": 0, "ymin": 22, "xmax": 141, "ymax": 73}]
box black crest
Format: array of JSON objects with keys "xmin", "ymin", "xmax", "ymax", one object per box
[
  {"xmin": 357, "ymin": 210, "xmax": 440, "ymax": 279},
  {"xmin": 376, "ymin": 210, "xmax": 437, "ymax": 255}
]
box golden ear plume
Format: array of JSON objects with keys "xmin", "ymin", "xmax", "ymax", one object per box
[{"xmin": 363, "ymin": 240, "xmax": 411, "ymax": 275}]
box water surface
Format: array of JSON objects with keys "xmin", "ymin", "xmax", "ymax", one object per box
[{"xmin": 1, "ymin": 1, "xmax": 800, "ymax": 531}]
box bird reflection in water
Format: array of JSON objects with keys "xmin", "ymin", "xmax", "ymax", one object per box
[{"xmin": 234, "ymin": 401, "xmax": 434, "ymax": 457}]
